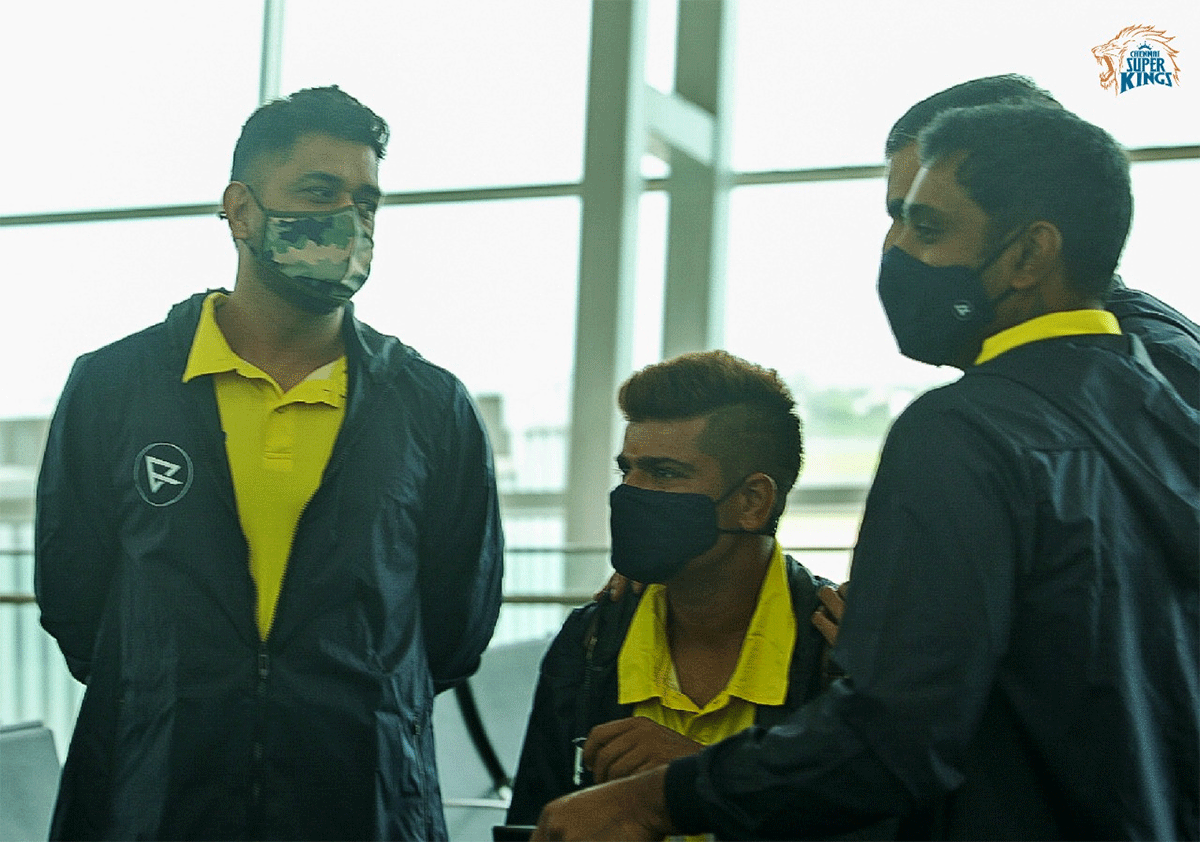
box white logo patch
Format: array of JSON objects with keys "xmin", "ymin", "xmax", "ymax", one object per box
[{"xmin": 135, "ymin": 443, "xmax": 193, "ymax": 506}]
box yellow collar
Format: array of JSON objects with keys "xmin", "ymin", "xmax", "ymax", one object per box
[
  {"xmin": 975, "ymin": 309, "xmax": 1121, "ymax": 365},
  {"xmin": 182, "ymin": 292, "xmax": 245, "ymax": 382},
  {"xmin": 617, "ymin": 542, "xmax": 796, "ymax": 710},
  {"xmin": 182, "ymin": 291, "xmax": 346, "ymax": 407}
]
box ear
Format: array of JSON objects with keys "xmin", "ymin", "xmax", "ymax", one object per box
[
  {"xmin": 222, "ymin": 181, "xmax": 256, "ymax": 242},
  {"xmin": 1008, "ymin": 221, "xmax": 1064, "ymax": 292},
  {"xmin": 736, "ymin": 472, "xmax": 778, "ymax": 533}
]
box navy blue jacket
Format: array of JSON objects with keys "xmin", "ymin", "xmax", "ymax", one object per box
[
  {"xmin": 1107, "ymin": 280, "xmax": 1200, "ymax": 410},
  {"xmin": 665, "ymin": 334, "xmax": 1199, "ymax": 840},
  {"xmin": 35, "ymin": 292, "xmax": 504, "ymax": 840}
]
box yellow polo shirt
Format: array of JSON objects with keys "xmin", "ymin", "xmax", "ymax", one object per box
[
  {"xmin": 976, "ymin": 309, "xmax": 1121, "ymax": 364},
  {"xmin": 182, "ymin": 292, "xmax": 346, "ymax": 639},
  {"xmin": 617, "ymin": 542, "xmax": 796, "ymax": 746}
]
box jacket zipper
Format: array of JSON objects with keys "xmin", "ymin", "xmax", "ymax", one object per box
[{"xmin": 250, "ymin": 642, "xmax": 270, "ymax": 812}]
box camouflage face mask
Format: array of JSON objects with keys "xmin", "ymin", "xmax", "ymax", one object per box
[{"xmin": 248, "ymin": 189, "xmax": 374, "ymax": 305}]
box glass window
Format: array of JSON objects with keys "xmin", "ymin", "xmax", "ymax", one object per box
[
  {"xmin": 277, "ymin": 0, "xmax": 591, "ymax": 192},
  {"xmin": 1123, "ymin": 160, "xmax": 1200, "ymax": 316},
  {"xmin": 731, "ymin": 0, "xmax": 1199, "ymax": 171},
  {"xmin": 721, "ymin": 169, "xmax": 1199, "ymax": 398},
  {"xmin": 1, "ymin": 216, "xmax": 236, "ymax": 418},
  {"xmin": 355, "ymin": 198, "xmax": 579, "ymax": 433},
  {"xmin": 3, "ymin": 2, "xmax": 262, "ymax": 215}
]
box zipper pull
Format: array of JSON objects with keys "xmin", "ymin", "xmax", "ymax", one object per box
[
  {"xmin": 256, "ymin": 647, "xmax": 270, "ymax": 697},
  {"xmin": 572, "ymin": 737, "xmax": 587, "ymax": 786}
]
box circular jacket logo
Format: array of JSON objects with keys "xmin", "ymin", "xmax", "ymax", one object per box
[{"xmin": 134, "ymin": 443, "xmax": 194, "ymax": 507}]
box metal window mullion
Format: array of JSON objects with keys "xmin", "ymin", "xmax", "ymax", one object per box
[
  {"xmin": 259, "ymin": 0, "xmax": 285, "ymax": 105},
  {"xmin": 660, "ymin": 0, "xmax": 735, "ymax": 359},
  {"xmin": 562, "ymin": 0, "xmax": 649, "ymax": 593},
  {"xmin": 3, "ymin": 147, "xmax": 1193, "ymax": 229}
]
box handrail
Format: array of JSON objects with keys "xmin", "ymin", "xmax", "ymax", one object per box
[
  {"xmin": 3, "ymin": 145, "xmax": 1192, "ymax": 228},
  {"xmin": 0, "ymin": 545, "xmax": 853, "ymax": 606}
]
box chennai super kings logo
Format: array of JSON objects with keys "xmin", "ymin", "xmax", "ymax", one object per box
[{"xmin": 1092, "ymin": 25, "xmax": 1181, "ymax": 95}]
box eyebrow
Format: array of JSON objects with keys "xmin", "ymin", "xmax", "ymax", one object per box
[
  {"xmin": 293, "ymin": 171, "xmax": 383, "ymax": 201},
  {"xmin": 614, "ymin": 454, "xmax": 697, "ymax": 475},
  {"xmin": 901, "ymin": 200, "xmax": 944, "ymax": 225},
  {"xmin": 886, "ymin": 196, "xmax": 904, "ymax": 220},
  {"xmin": 294, "ymin": 171, "xmax": 341, "ymax": 187}
]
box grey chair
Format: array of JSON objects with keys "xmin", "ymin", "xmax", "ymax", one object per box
[{"xmin": 0, "ymin": 721, "xmax": 60, "ymax": 842}]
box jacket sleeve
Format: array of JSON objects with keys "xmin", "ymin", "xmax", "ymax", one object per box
[
  {"xmin": 664, "ymin": 394, "xmax": 1023, "ymax": 839},
  {"xmin": 35, "ymin": 355, "xmax": 120, "ymax": 684},
  {"xmin": 418, "ymin": 379, "xmax": 504, "ymax": 693}
]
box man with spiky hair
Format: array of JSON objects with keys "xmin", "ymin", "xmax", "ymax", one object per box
[
  {"xmin": 532, "ymin": 104, "xmax": 1198, "ymax": 842},
  {"xmin": 508, "ymin": 350, "xmax": 851, "ymax": 832},
  {"xmin": 36, "ymin": 86, "xmax": 503, "ymax": 841}
]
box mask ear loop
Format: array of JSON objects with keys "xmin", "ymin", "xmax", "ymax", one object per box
[
  {"xmin": 976, "ymin": 227, "xmax": 1029, "ymax": 306},
  {"xmin": 240, "ymin": 183, "xmax": 275, "ymax": 267}
]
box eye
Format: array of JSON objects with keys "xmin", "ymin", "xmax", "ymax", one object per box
[
  {"xmin": 305, "ymin": 185, "xmax": 338, "ymax": 201},
  {"xmin": 355, "ymin": 199, "xmax": 379, "ymax": 219},
  {"xmin": 913, "ymin": 223, "xmax": 940, "ymax": 241}
]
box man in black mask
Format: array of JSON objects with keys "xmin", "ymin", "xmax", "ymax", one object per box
[
  {"xmin": 879, "ymin": 74, "xmax": 1200, "ymax": 406},
  {"xmin": 506, "ymin": 350, "xmax": 842, "ymax": 828},
  {"xmin": 531, "ymin": 104, "xmax": 1198, "ymax": 841}
]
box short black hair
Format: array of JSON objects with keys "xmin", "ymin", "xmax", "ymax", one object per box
[
  {"xmin": 618, "ymin": 350, "xmax": 803, "ymax": 527},
  {"xmin": 885, "ymin": 74, "xmax": 1059, "ymax": 157},
  {"xmin": 230, "ymin": 86, "xmax": 389, "ymax": 183},
  {"xmin": 919, "ymin": 103, "xmax": 1132, "ymax": 298}
]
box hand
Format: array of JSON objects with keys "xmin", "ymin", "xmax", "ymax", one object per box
[
  {"xmin": 811, "ymin": 581, "xmax": 849, "ymax": 646},
  {"xmin": 531, "ymin": 766, "xmax": 674, "ymax": 841},
  {"xmin": 584, "ymin": 717, "xmax": 702, "ymax": 783},
  {"xmin": 592, "ymin": 572, "xmax": 645, "ymax": 603}
]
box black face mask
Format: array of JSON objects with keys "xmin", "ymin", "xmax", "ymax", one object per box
[
  {"xmin": 609, "ymin": 480, "xmax": 766, "ymax": 584},
  {"xmin": 876, "ymin": 236, "xmax": 1019, "ymax": 367}
]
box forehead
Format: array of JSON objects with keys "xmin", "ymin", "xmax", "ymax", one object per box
[
  {"xmin": 885, "ymin": 143, "xmax": 921, "ymax": 207},
  {"xmin": 258, "ymin": 133, "xmax": 380, "ymax": 186},
  {"xmin": 906, "ymin": 152, "xmax": 987, "ymax": 224},
  {"xmin": 621, "ymin": 417, "xmax": 711, "ymax": 460}
]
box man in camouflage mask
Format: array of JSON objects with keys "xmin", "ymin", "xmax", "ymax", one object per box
[
  {"xmin": 244, "ymin": 183, "xmax": 374, "ymax": 313},
  {"xmin": 35, "ymin": 86, "xmax": 504, "ymax": 841}
]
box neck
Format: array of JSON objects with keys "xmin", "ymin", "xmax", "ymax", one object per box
[
  {"xmin": 665, "ymin": 535, "xmax": 774, "ymax": 648},
  {"xmin": 218, "ymin": 272, "xmax": 346, "ymax": 390}
]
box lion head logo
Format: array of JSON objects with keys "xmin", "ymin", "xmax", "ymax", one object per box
[{"xmin": 1092, "ymin": 25, "xmax": 1181, "ymax": 94}]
